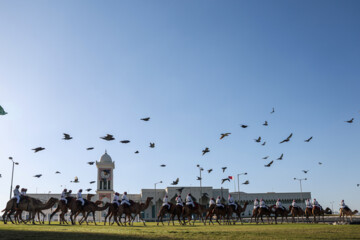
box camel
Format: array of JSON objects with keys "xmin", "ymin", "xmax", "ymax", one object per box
[
  {"xmin": 104, "ymin": 202, "xmax": 121, "ymax": 225},
  {"xmin": 289, "ymin": 205, "xmax": 305, "ymax": 223},
  {"xmin": 2, "ymin": 197, "xmax": 58, "ymax": 224},
  {"xmin": 157, "ymin": 203, "xmax": 182, "ymax": 226},
  {"xmin": 119, "ymin": 197, "xmax": 153, "ymax": 226},
  {"xmin": 210, "ymin": 205, "xmax": 228, "ymax": 225},
  {"xmin": 312, "ymin": 206, "xmax": 332, "ymax": 223},
  {"xmin": 272, "ymin": 205, "xmax": 290, "ymax": 224},
  {"xmin": 49, "ymin": 197, "xmax": 75, "ymax": 225},
  {"xmin": 339, "ymin": 207, "xmax": 358, "ymax": 222},
  {"xmin": 182, "ymin": 203, "xmax": 205, "ymax": 225},
  {"xmin": 304, "ymin": 207, "xmax": 313, "ymax": 223},
  {"xmin": 168, "ymin": 204, "xmax": 183, "ymax": 226},
  {"xmin": 67, "ymin": 194, "xmax": 97, "ymax": 225},
  {"xmin": 232, "ymin": 202, "xmax": 249, "ymax": 224},
  {"xmin": 79, "ymin": 201, "xmax": 111, "ymax": 225},
  {"xmin": 250, "ymin": 207, "xmax": 259, "ymax": 223},
  {"xmin": 256, "ymin": 206, "xmax": 274, "ymax": 224},
  {"xmin": 204, "ymin": 204, "xmax": 216, "ymax": 225},
  {"xmin": 14, "ymin": 198, "xmax": 48, "ymax": 224}
]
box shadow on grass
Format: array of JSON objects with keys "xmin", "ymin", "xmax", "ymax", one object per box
[{"xmin": 0, "ymin": 229, "xmax": 171, "ymax": 240}]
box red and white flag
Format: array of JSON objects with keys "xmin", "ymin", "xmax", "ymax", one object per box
[{"xmin": 228, "ymin": 176, "xmax": 233, "ymax": 180}]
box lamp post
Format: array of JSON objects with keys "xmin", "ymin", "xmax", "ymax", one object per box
[
  {"xmin": 9, "ymin": 157, "xmax": 19, "ymax": 199},
  {"xmin": 154, "ymin": 181, "xmax": 162, "ymax": 221},
  {"xmin": 330, "ymin": 201, "xmax": 334, "ymax": 213},
  {"xmin": 237, "ymin": 172, "xmax": 247, "ymax": 202},
  {"xmin": 294, "ymin": 178, "xmax": 307, "ymax": 203},
  {"xmin": 197, "ymin": 165, "xmax": 204, "ymax": 195}
]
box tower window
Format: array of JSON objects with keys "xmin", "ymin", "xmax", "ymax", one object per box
[
  {"xmin": 104, "ymin": 181, "xmax": 107, "ymax": 190},
  {"xmin": 100, "ymin": 181, "xmax": 103, "ymax": 190},
  {"xmin": 108, "ymin": 181, "xmax": 111, "ymax": 190}
]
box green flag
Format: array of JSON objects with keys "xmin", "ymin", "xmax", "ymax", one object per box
[{"xmin": 0, "ymin": 105, "xmax": 7, "ymax": 115}]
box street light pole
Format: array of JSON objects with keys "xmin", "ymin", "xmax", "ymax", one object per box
[
  {"xmin": 237, "ymin": 172, "xmax": 247, "ymax": 202},
  {"xmin": 294, "ymin": 178, "xmax": 307, "ymax": 204},
  {"xmin": 9, "ymin": 157, "xmax": 19, "ymax": 199},
  {"xmin": 197, "ymin": 165, "xmax": 204, "ymax": 195},
  {"xmin": 154, "ymin": 181, "xmax": 162, "ymax": 221}
]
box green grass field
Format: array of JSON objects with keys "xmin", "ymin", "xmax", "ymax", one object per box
[{"xmin": 0, "ymin": 222, "xmax": 359, "ymax": 240}]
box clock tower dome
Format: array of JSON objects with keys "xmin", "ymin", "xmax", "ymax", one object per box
[{"xmin": 96, "ymin": 150, "xmax": 115, "ymax": 203}]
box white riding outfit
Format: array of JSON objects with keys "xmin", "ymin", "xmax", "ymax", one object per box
[
  {"xmin": 13, "ymin": 188, "xmax": 21, "ymax": 204},
  {"xmin": 186, "ymin": 195, "xmax": 195, "ymax": 208},
  {"xmin": 312, "ymin": 199, "xmax": 322, "ymax": 210},
  {"xmin": 228, "ymin": 196, "xmax": 237, "ymax": 210},
  {"xmin": 276, "ymin": 200, "xmax": 285, "ymax": 210},
  {"xmin": 176, "ymin": 196, "xmax": 184, "ymax": 206},
  {"xmin": 61, "ymin": 190, "xmax": 68, "ymax": 204},
  {"xmin": 162, "ymin": 196, "xmax": 170, "ymax": 209},
  {"xmin": 340, "ymin": 201, "xmax": 347, "ymax": 209},
  {"xmin": 306, "ymin": 200, "xmax": 312, "ymax": 209},
  {"xmin": 77, "ymin": 191, "xmax": 85, "ymax": 206},
  {"xmin": 209, "ymin": 199, "xmax": 215, "ymax": 206},
  {"xmin": 113, "ymin": 194, "xmax": 120, "ymax": 206},
  {"xmin": 260, "ymin": 200, "xmax": 267, "ymax": 208},
  {"xmin": 216, "ymin": 197, "xmax": 224, "ymax": 208},
  {"xmin": 121, "ymin": 194, "xmax": 131, "ymax": 206},
  {"xmin": 253, "ymin": 199, "xmax": 259, "ymax": 209}
]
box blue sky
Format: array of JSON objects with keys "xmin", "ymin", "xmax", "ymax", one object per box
[{"xmin": 0, "ymin": 0, "xmax": 359, "ymax": 210}]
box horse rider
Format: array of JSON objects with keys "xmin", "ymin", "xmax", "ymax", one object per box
[
  {"xmin": 216, "ymin": 196, "xmax": 224, "ymax": 208},
  {"xmin": 61, "ymin": 188, "xmax": 68, "ymax": 204},
  {"xmin": 13, "ymin": 185, "xmax": 21, "ymax": 208},
  {"xmin": 121, "ymin": 192, "xmax": 131, "ymax": 207},
  {"xmin": 260, "ymin": 198, "xmax": 267, "ymax": 209},
  {"xmin": 162, "ymin": 195, "xmax": 171, "ymax": 210},
  {"xmin": 186, "ymin": 193, "xmax": 195, "ymax": 208},
  {"xmin": 305, "ymin": 199, "xmax": 312, "ymax": 209},
  {"xmin": 312, "ymin": 198, "xmax": 322, "ymax": 210},
  {"xmin": 77, "ymin": 189, "xmax": 85, "ymax": 206},
  {"xmin": 276, "ymin": 199, "xmax": 285, "ymax": 210},
  {"xmin": 176, "ymin": 195, "xmax": 184, "ymax": 207},
  {"xmin": 228, "ymin": 194, "xmax": 237, "ymax": 210},
  {"xmin": 113, "ymin": 192, "xmax": 120, "ymax": 207},
  {"xmin": 209, "ymin": 197, "xmax": 215, "ymax": 206},
  {"xmin": 253, "ymin": 198, "xmax": 259, "ymax": 210}
]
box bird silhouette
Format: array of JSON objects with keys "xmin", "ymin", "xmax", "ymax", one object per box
[
  {"xmin": 87, "ymin": 162, "xmax": 95, "ymax": 165},
  {"xmin": 0, "ymin": 105, "xmax": 7, "ymax": 115},
  {"xmin": 71, "ymin": 176, "xmax": 79, "ymax": 183},
  {"xmin": 357, "ymin": 184, "xmax": 359, "ymax": 187},
  {"xmin": 89, "ymin": 181, "xmax": 95, "ymax": 184},
  {"xmin": 120, "ymin": 140, "xmax": 130, "ymax": 144},
  {"xmin": 263, "ymin": 156, "xmax": 269, "ymax": 159},
  {"xmin": 197, "ymin": 176, "xmax": 202, "ymax": 180},
  {"xmin": 264, "ymin": 160, "xmax": 274, "ymax": 167},
  {"xmin": 55, "ymin": 171, "xmax": 61, "ymax": 174},
  {"xmin": 280, "ymin": 133, "xmax": 293, "ymax": 144},
  {"xmin": 242, "ymin": 180, "xmax": 250, "ymax": 185},
  {"xmin": 302, "ymin": 170, "xmax": 309, "ymax": 174},
  {"xmin": 34, "ymin": 174, "xmax": 42, "ymax": 178},
  {"xmin": 0, "ymin": 174, "xmax": 2, "ymax": 178},
  {"xmin": 254, "ymin": 137, "xmax": 261, "ymax": 143},
  {"xmin": 222, "ymin": 167, "xmax": 227, "ymax": 173},
  {"xmin": 318, "ymin": 162, "xmax": 322, "ymax": 165},
  {"xmin": 263, "ymin": 121, "xmax": 268, "ymax": 126},
  {"xmin": 277, "ymin": 154, "xmax": 283, "ymax": 160},
  {"xmin": 171, "ymin": 178, "xmax": 179, "ymax": 185},
  {"xmin": 149, "ymin": 143, "xmax": 155, "ymax": 148},
  {"xmin": 141, "ymin": 117, "xmax": 150, "ymax": 121},
  {"xmin": 160, "ymin": 164, "xmax": 166, "ymax": 167},
  {"xmin": 86, "ymin": 188, "xmax": 92, "ymax": 192},
  {"xmin": 220, "ymin": 133, "xmax": 231, "ymax": 140},
  {"xmin": 240, "ymin": 124, "xmax": 248, "ymax": 128},
  {"xmin": 134, "ymin": 150, "xmax": 139, "ymax": 154},
  {"xmin": 262, "ymin": 141, "xmax": 266, "ymax": 146},
  {"xmin": 100, "ymin": 134, "xmax": 115, "ymax": 141},
  {"xmin": 221, "ymin": 178, "xmax": 230, "ymax": 184},
  {"xmin": 345, "ymin": 118, "xmax": 354, "ymax": 123},
  {"xmin": 207, "ymin": 169, "xmax": 213, "ymax": 173},
  {"xmin": 32, "ymin": 147, "xmax": 45, "ymax": 153},
  {"xmin": 270, "ymin": 107, "xmax": 275, "ymax": 114},
  {"xmin": 176, "ymin": 187, "xmax": 184, "ymax": 193},
  {"xmin": 86, "ymin": 147, "xmax": 94, "ymax": 150},
  {"xmin": 202, "ymin": 147, "xmax": 210, "ymax": 155},
  {"xmin": 305, "ymin": 137, "xmax": 313, "ymax": 142},
  {"xmin": 63, "ymin": 133, "xmax": 72, "ymax": 140}
]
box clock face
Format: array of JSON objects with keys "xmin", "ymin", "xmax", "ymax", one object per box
[{"xmin": 100, "ymin": 169, "xmax": 111, "ymax": 179}]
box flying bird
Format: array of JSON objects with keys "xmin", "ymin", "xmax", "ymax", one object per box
[
  {"xmin": 207, "ymin": 169, "xmax": 213, "ymax": 173},
  {"xmin": 242, "ymin": 180, "xmax": 250, "ymax": 185},
  {"xmin": 87, "ymin": 162, "xmax": 95, "ymax": 165},
  {"xmin": 0, "ymin": 105, "xmax": 8, "ymax": 115},
  {"xmin": 55, "ymin": 171, "xmax": 61, "ymax": 174},
  {"xmin": 171, "ymin": 178, "xmax": 179, "ymax": 185},
  {"xmin": 220, "ymin": 133, "xmax": 231, "ymax": 140},
  {"xmin": 263, "ymin": 121, "xmax": 268, "ymax": 126},
  {"xmin": 89, "ymin": 181, "xmax": 96, "ymax": 184},
  {"xmin": 197, "ymin": 176, "xmax": 202, "ymax": 181},
  {"xmin": 318, "ymin": 162, "xmax": 322, "ymax": 165},
  {"xmin": 160, "ymin": 164, "xmax": 166, "ymax": 167},
  {"xmin": 240, "ymin": 124, "xmax": 248, "ymax": 128},
  {"xmin": 221, "ymin": 178, "xmax": 230, "ymax": 184},
  {"xmin": 345, "ymin": 118, "xmax": 354, "ymax": 123},
  {"xmin": 86, "ymin": 188, "xmax": 92, "ymax": 192},
  {"xmin": 134, "ymin": 151, "xmax": 139, "ymax": 154},
  {"xmin": 305, "ymin": 137, "xmax": 313, "ymax": 142},
  {"xmin": 263, "ymin": 156, "xmax": 269, "ymax": 159},
  {"xmin": 71, "ymin": 176, "xmax": 79, "ymax": 183},
  {"xmin": 277, "ymin": 154, "xmax": 283, "ymax": 160},
  {"xmin": 202, "ymin": 147, "xmax": 210, "ymax": 155},
  {"xmin": 222, "ymin": 167, "xmax": 227, "ymax": 173},
  {"xmin": 262, "ymin": 141, "xmax": 266, "ymax": 146},
  {"xmin": 120, "ymin": 140, "xmax": 130, "ymax": 144},
  {"xmin": 63, "ymin": 133, "xmax": 72, "ymax": 140},
  {"xmin": 0, "ymin": 174, "xmax": 2, "ymax": 178},
  {"xmin": 34, "ymin": 174, "xmax": 42, "ymax": 178},
  {"xmin": 357, "ymin": 184, "xmax": 359, "ymax": 187},
  {"xmin": 280, "ymin": 133, "xmax": 293, "ymax": 144},
  {"xmin": 176, "ymin": 187, "xmax": 184, "ymax": 193},
  {"xmin": 32, "ymin": 147, "xmax": 45, "ymax": 153},
  {"xmin": 100, "ymin": 134, "xmax": 115, "ymax": 141},
  {"xmin": 254, "ymin": 137, "xmax": 261, "ymax": 143},
  {"xmin": 270, "ymin": 107, "xmax": 275, "ymax": 114},
  {"xmin": 264, "ymin": 160, "xmax": 274, "ymax": 167},
  {"xmin": 86, "ymin": 147, "xmax": 94, "ymax": 150},
  {"xmin": 149, "ymin": 142, "xmax": 155, "ymax": 148},
  {"xmin": 141, "ymin": 117, "xmax": 150, "ymax": 121},
  {"xmin": 302, "ymin": 170, "xmax": 309, "ymax": 174}
]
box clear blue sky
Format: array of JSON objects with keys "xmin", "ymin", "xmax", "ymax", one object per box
[{"xmin": 0, "ymin": 0, "xmax": 359, "ymax": 210}]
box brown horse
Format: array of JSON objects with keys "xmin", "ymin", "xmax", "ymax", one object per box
[
  {"xmin": 289, "ymin": 205, "xmax": 305, "ymax": 223},
  {"xmin": 272, "ymin": 205, "xmax": 290, "ymax": 224},
  {"xmin": 182, "ymin": 203, "xmax": 205, "ymax": 225},
  {"xmin": 257, "ymin": 206, "xmax": 274, "ymax": 224},
  {"xmin": 312, "ymin": 206, "xmax": 332, "ymax": 223},
  {"xmin": 339, "ymin": 207, "xmax": 358, "ymax": 222}
]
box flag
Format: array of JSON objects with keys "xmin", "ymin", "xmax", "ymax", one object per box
[{"xmin": 228, "ymin": 176, "xmax": 233, "ymax": 180}]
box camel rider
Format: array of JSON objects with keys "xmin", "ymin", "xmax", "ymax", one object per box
[
  {"xmin": 292, "ymin": 200, "xmax": 299, "ymax": 209},
  {"xmin": 216, "ymin": 196, "xmax": 224, "ymax": 208},
  {"xmin": 162, "ymin": 195, "xmax": 170, "ymax": 210},
  {"xmin": 121, "ymin": 192, "xmax": 131, "ymax": 207},
  {"xmin": 61, "ymin": 189, "xmax": 68, "ymax": 204},
  {"xmin": 228, "ymin": 194, "xmax": 237, "ymax": 210},
  {"xmin": 13, "ymin": 185, "xmax": 21, "ymax": 207},
  {"xmin": 305, "ymin": 199, "xmax": 312, "ymax": 209},
  {"xmin": 260, "ymin": 199, "xmax": 268, "ymax": 209},
  {"xmin": 176, "ymin": 195, "xmax": 183, "ymax": 207},
  {"xmin": 21, "ymin": 188, "xmax": 27, "ymax": 196},
  {"xmin": 113, "ymin": 192, "xmax": 120, "ymax": 207},
  {"xmin": 340, "ymin": 200, "xmax": 348, "ymax": 210},
  {"xmin": 253, "ymin": 198, "xmax": 259, "ymax": 209},
  {"xmin": 66, "ymin": 190, "xmax": 72, "ymax": 198},
  {"xmin": 312, "ymin": 198, "xmax": 322, "ymax": 210},
  {"xmin": 77, "ymin": 189, "xmax": 85, "ymax": 206},
  {"xmin": 186, "ymin": 193, "xmax": 195, "ymax": 208},
  {"xmin": 209, "ymin": 198, "xmax": 215, "ymax": 206},
  {"xmin": 276, "ymin": 199, "xmax": 285, "ymax": 210}
]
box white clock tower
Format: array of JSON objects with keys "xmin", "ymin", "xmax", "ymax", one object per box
[{"xmin": 96, "ymin": 150, "xmax": 115, "ymax": 204}]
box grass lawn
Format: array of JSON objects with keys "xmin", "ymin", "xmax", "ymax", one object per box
[{"xmin": 0, "ymin": 222, "xmax": 359, "ymax": 240}]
